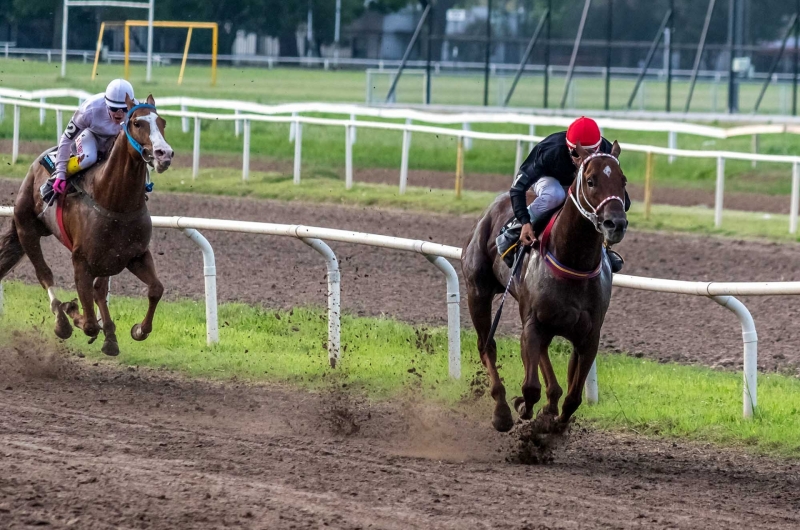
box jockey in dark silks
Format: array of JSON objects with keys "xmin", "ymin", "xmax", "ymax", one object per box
[{"xmin": 499, "ymin": 116, "xmax": 628, "ymax": 273}]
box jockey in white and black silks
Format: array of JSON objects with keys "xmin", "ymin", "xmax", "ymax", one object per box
[
  {"xmin": 501, "ymin": 116, "xmax": 630, "ymax": 273},
  {"xmin": 50, "ymin": 79, "xmax": 135, "ymax": 196}
]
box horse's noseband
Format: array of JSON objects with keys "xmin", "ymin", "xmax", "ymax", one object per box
[
  {"xmin": 125, "ymin": 103, "xmax": 158, "ymax": 162},
  {"xmin": 569, "ymin": 152, "xmax": 625, "ymax": 233}
]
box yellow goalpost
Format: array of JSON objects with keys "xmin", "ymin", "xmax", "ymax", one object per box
[{"xmin": 92, "ymin": 20, "xmax": 218, "ymax": 86}]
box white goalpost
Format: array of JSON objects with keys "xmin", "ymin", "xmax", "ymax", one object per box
[{"xmin": 61, "ymin": 0, "xmax": 155, "ymax": 81}]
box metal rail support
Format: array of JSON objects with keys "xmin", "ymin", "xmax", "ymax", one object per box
[
  {"xmin": 790, "ymin": 161, "xmax": 800, "ymax": 234},
  {"xmin": 560, "ymin": 0, "xmax": 592, "ymax": 109},
  {"xmin": 715, "ymin": 157, "xmax": 725, "ymax": 228},
  {"xmin": 345, "ymin": 124, "xmax": 354, "ymax": 190},
  {"xmin": 585, "ymin": 361, "xmax": 599, "ymax": 404},
  {"xmin": 685, "ymin": 0, "xmax": 717, "ymax": 113},
  {"xmin": 12, "ymin": 105, "xmax": 19, "ymax": 164},
  {"xmin": 56, "ymin": 110, "xmax": 63, "ymax": 143},
  {"xmin": 425, "ymin": 255, "xmax": 461, "ymax": 379},
  {"xmin": 182, "ymin": 228, "xmax": 219, "ymax": 345},
  {"xmin": 399, "ymin": 128, "xmax": 411, "ymax": 194},
  {"xmin": 386, "ymin": 2, "xmax": 431, "ymax": 103},
  {"xmin": 504, "ymin": 10, "xmax": 548, "ymax": 107},
  {"xmin": 242, "ymin": 119, "xmax": 250, "ymax": 181},
  {"xmin": 302, "ymin": 238, "xmax": 341, "ymax": 367},
  {"xmin": 627, "ymin": 10, "xmax": 671, "ymax": 110},
  {"xmin": 712, "ymin": 295, "xmax": 757, "ymax": 418}
]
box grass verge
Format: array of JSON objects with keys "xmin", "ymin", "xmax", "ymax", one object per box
[{"xmin": 1, "ymin": 280, "xmax": 798, "ymax": 458}]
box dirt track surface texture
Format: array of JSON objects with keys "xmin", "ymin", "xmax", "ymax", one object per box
[
  {"xmin": 1, "ymin": 342, "xmax": 798, "ymax": 529},
  {"xmin": 3, "ymin": 178, "xmax": 800, "ymax": 375}
]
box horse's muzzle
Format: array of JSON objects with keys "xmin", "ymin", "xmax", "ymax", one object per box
[
  {"xmin": 154, "ymin": 148, "xmax": 174, "ymax": 173},
  {"xmin": 602, "ymin": 217, "xmax": 628, "ymax": 244}
]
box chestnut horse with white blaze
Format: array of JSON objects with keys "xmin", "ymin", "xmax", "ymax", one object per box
[
  {"xmin": 0, "ymin": 94, "xmax": 173, "ymax": 356},
  {"xmin": 462, "ymin": 142, "xmax": 628, "ymax": 432}
]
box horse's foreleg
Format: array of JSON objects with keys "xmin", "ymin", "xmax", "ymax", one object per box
[
  {"xmin": 557, "ymin": 338, "xmax": 600, "ymax": 424},
  {"xmin": 514, "ymin": 318, "xmax": 551, "ymax": 421},
  {"xmin": 93, "ymin": 277, "xmax": 119, "ymax": 356},
  {"xmin": 67, "ymin": 258, "xmax": 100, "ymax": 339},
  {"xmin": 126, "ymin": 250, "xmax": 163, "ymax": 341},
  {"xmin": 468, "ymin": 288, "xmax": 513, "ymax": 432},
  {"xmin": 538, "ymin": 350, "xmax": 563, "ymax": 417},
  {"xmin": 15, "ymin": 224, "xmax": 72, "ymax": 339}
]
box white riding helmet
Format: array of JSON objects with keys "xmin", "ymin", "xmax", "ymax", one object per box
[{"xmin": 105, "ymin": 79, "xmax": 134, "ymax": 110}]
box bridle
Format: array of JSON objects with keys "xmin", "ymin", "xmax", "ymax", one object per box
[
  {"xmin": 124, "ymin": 103, "xmax": 158, "ymax": 191},
  {"xmin": 568, "ymin": 152, "xmax": 625, "ymax": 233}
]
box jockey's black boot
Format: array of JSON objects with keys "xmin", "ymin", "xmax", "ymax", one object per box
[{"xmin": 607, "ymin": 248, "xmax": 624, "ymax": 273}]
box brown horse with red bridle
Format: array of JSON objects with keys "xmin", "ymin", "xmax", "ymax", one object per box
[
  {"xmin": 0, "ymin": 94, "xmax": 173, "ymax": 356},
  {"xmin": 462, "ymin": 141, "xmax": 628, "ymax": 432}
]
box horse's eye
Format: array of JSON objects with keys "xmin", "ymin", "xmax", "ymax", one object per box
[
  {"xmin": 587, "ymin": 178, "xmax": 595, "ymax": 188},
  {"xmin": 134, "ymin": 122, "xmax": 141, "ymax": 128}
]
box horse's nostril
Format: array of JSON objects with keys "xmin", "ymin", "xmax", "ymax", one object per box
[
  {"xmin": 602, "ymin": 220, "xmax": 616, "ymax": 230},
  {"xmin": 154, "ymin": 149, "xmax": 165, "ymax": 158}
]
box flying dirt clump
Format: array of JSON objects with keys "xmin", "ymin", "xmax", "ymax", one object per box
[
  {"xmin": 507, "ymin": 414, "xmax": 572, "ymax": 465},
  {"xmin": 0, "ymin": 331, "xmax": 74, "ymax": 385}
]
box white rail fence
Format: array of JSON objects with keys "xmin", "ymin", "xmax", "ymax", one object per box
[
  {"xmin": 3, "ymin": 206, "xmax": 800, "ymax": 418},
  {"xmin": 3, "ymin": 94, "xmax": 800, "ymax": 234}
]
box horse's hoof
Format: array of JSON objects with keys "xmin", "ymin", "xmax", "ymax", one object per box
[
  {"xmin": 54, "ymin": 311, "xmax": 73, "ymax": 340},
  {"xmin": 88, "ymin": 335, "xmax": 98, "ymax": 344},
  {"xmin": 131, "ymin": 324, "xmax": 149, "ymax": 341},
  {"xmin": 101, "ymin": 338, "xmax": 120, "ymax": 357},
  {"xmin": 61, "ymin": 299, "xmax": 79, "ymax": 317},
  {"xmin": 492, "ymin": 403, "xmax": 514, "ymax": 432}
]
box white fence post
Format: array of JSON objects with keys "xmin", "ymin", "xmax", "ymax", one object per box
[
  {"xmin": 181, "ymin": 104, "xmax": 189, "ymax": 133},
  {"xmin": 514, "ymin": 138, "xmax": 523, "ymax": 178},
  {"xmin": 345, "ymin": 124, "xmax": 354, "ymax": 190},
  {"xmin": 289, "ymin": 111, "xmax": 298, "ymax": 142},
  {"xmin": 0, "ymin": 103, "xmax": 4, "ymax": 123},
  {"xmin": 462, "ymin": 122, "xmax": 472, "ymax": 150},
  {"xmin": 668, "ymin": 131, "xmax": 677, "ymax": 164},
  {"xmin": 192, "ymin": 117, "xmax": 200, "ymax": 180},
  {"xmin": 350, "ymin": 113, "xmax": 357, "ymax": 144},
  {"xmin": 301, "ymin": 238, "xmax": 341, "ymax": 367},
  {"xmin": 715, "ymin": 156, "xmax": 725, "ymax": 228},
  {"xmin": 182, "ymin": 228, "xmax": 218, "ymax": 345},
  {"xmin": 12, "ymin": 105, "xmax": 19, "ymax": 165},
  {"xmin": 712, "ymin": 295, "xmax": 757, "ymax": 419},
  {"xmin": 242, "ymin": 119, "xmax": 250, "ymax": 181},
  {"xmin": 791, "ymin": 161, "xmax": 800, "ymax": 234},
  {"xmin": 425, "ymin": 255, "xmax": 461, "ymax": 379},
  {"xmin": 56, "ymin": 110, "xmax": 63, "ymax": 143},
  {"xmin": 585, "ymin": 360, "xmax": 599, "ymax": 404},
  {"xmin": 293, "ymin": 121, "xmax": 303, "ymax": 185},
  {"xmin": 39, "ymin": 98, "xmax": 46, "ymax": 125},
  {"xmin": 399, "ymin": 127, "xmax": 411, "ymax": 194},
  {"xmin": 234, "ymin": 109, "xmax": 241, "ymax": 137},
  {"xmin": 528, "ymin": 123, "xmax": 535, "ymax": 153}
]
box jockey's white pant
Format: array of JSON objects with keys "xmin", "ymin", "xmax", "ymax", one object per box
[
  {"xmin": 73, "ymin": 129, "xmax": 99, "ymax": 172},
  {"xmin": 528, "ymin": 176, "xmax": 566, "ymax": 223}
]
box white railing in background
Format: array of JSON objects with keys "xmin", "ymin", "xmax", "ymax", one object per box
[
  {"xmin": 3, "ymin": 206, "xmax": 800, "ymax": 418},
  {"xmin": 3, "ymin": 94, "xmax": 800, "ymax": 234}
]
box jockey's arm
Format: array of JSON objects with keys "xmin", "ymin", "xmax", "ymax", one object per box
[
  {"xmin": 54, "ymin": 108, "xmax": 91, "ymax": 181},
  {"xmin": 509, "ymin": 150, "xmax": 543, "ymax": 226}
]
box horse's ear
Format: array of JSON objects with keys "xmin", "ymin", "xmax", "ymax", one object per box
[
  {"xmin": 146, "ymin": 94, "xmax": 156, "ymax": 106},
  {"xmin": 125, "ymin": 93, "xmax": 134, "ymax": 111},
  {"xmin": 611, "ymin": 140, "xmax": 621, "ymax": 158},
  {"xmin": 574, "ymin": 141, "xmax": 589, "ymax": 160}
]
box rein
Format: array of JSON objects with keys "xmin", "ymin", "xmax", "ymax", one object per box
[{"xmin": 568, "ymin": 152, "xmax": 624, "ymax": 233}]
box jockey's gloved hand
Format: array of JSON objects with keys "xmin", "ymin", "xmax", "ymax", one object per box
[{"xmin": 52, "ymin": 178, "xmax": 68, "ymax": 195}]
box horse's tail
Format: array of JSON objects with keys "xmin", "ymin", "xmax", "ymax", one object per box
[{"xmin": 0, "ymin": 219, "xmax": 25, "ymax": 280}]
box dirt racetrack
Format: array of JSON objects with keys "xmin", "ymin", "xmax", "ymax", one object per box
[
  {"xmin": 1, "ymin": 340, "xmax": 799, "ymax": 529},
  {"xmin": 2, "ymin": 178, "xmax": 800, "ymax": 374}
]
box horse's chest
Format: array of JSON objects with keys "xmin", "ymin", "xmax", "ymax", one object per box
[
  {"xmin": 529, "ymin": 276, "xmax": 611, "ymax": 337},
  {"xmin": 79, "ymin": 217, "xmax": 151, "ymax": 274}
]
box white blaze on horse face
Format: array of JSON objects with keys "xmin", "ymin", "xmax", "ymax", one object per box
[
  {"xmin": 135, "ymin": 112, "xmax": 172, "ymax": 169},
  {"xmin": 603, "ymin": 165, "xmax": 612, "ymax": 178}
]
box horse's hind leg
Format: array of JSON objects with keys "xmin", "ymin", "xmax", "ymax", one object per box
[
  {"xmin": 468, "ymin": 287, "xmax": 513, "ymax": 432},
  {"xmin": 14, "ymin": 224, "xmax": 73, "ymax": 339},
  {"xmin": 126, "ymin": 250, "xmax": 163, "ymax": 341},
  {"xmin": 93, "ymin": 277, "xmax": 119, "ymax": 356},
  {"xmin": 558, "ymin": 336, "xmax": 600, "ymax": 424},
  {"xmin": 513, "ymin": 318, "xmax": 551, "ymax": 421}
]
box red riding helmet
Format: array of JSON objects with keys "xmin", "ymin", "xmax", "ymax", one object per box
[{"xmin": 566, "ymin": 116, "xmax": 601, "ymax": 151}]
